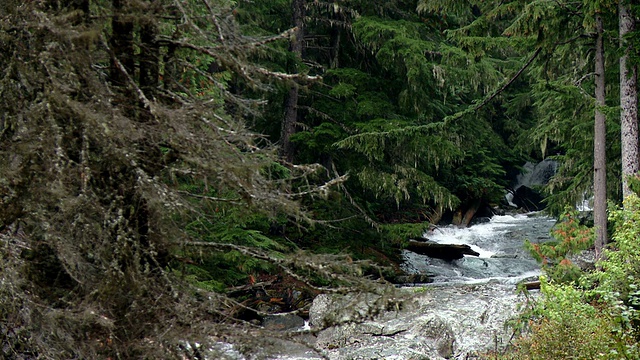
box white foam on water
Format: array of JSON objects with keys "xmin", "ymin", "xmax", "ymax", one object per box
[{"xmin": 424, "ymin": 213, "xmax": 552, "ymax": 259}]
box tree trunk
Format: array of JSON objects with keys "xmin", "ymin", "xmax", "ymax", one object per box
[
  {"xmin": 594, "ymin": 13, "xmax": 607, "ymax": 259},
  {"xmin": 620, "ymin": 0, "xmax": 639, "ymax": 200},
  {"xmin": 110, "ymin": 0, "xmax": 135, "ymax": 86},
  {"xmin": 329, "ymin": 26, "xmax": 341, "ymax": 69},
  {"xmin": 280, "ymin": 0, "xmax": 305, "ymax": 163},
  {"xmin": 282, "ymin": 85, "xmax": 299, "ymax": 163},
  {"xmin": 139, "ymin": 19, "xmax": 159, "ymax": 95},
  {"xmin": 460, "ymin": 199, "xmax": 481, "ymax": 228}
]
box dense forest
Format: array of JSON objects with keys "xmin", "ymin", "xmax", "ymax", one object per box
[{"xmin": 1, "ymin": 0, "xmax": 640, "ymax": 358}]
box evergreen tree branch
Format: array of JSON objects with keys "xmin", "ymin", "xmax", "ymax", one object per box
[
  {"xmin": 181, "ymin": 241, "xmax": 360, "ymax": 294},
  {"xmin": 100, "ymin": 35, "xmax": 159, "ymax": 119},
  {"xmin": 444, "ymin": 47, "xmax": 541, "ymax": 124},
  {"xmin": 298, "ymin": 105, "xmax": 354, "ymax": 133},
  {"xmin": 156, "ymin": 38, "xmax": 321, "ymax": 83},
  {"xmin": 283, "ymin": 174, "xmax": 349, "ymax": 198},
  {"xmin": 471, "ymin": 46, "xmax": 541, "ymax": 112},
  {"xmin": 330, "ymin": 162, "xmax": 380, "ymax": 229},
  {"xmin": 176, "ymin": 191, "xmax": 243, "ymax": 203}
]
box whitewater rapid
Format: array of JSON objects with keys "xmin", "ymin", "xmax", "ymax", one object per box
[{"xmin": 401, "ymin": 213, "xmax": 556, "ymax": 284}]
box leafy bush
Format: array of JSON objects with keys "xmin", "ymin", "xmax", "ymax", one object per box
[
  {"xmin": 525, "ymin": 209, "xmax": 593, "ymax": 283},
  {"xmin": 502, "ymin": 197, "xmax": 640, "ymax": 359},
  {"xmin": 505, "ymin": 279, "xmax": 625, "ymax": 360}
]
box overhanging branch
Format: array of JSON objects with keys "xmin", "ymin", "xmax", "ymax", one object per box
[{"xmin": 445, "ymin": 47, "xmax": 542, "ymax": 123}]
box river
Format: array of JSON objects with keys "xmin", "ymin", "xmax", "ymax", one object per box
[
  {"xmin": 297, "ymin": 212, "xmax": 559, "ymax": 360},
  {"xmin": 206, "ymin": 212, "xmax": 558, "ymax": 359},
  {"xmin": 401, "ymin": 212, "xmax": 556, "ymax": 285}
]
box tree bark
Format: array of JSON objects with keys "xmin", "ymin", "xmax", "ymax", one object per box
[
  {"xmin": 406, "ymin": 240, "xmax": 479, "ymax": 261},
  {"xmin": 282, "ymin": 85, "xmax": 299, "ymax": 163},
  {"xmin": 594, "ymin": 13, "xmax": 607, "ymax": 259},
  {"xmin": 329, "ymin": 26, "xmax": 341, "ymax": 69},
  {"xmin": 139, "ymin": 18, "xmax": 159, "ymax": 95},
  {"xmin": 280, "ymin": 0, "xmax": 305, "ymax": 163},
  {"xmin": 110, "ymin": 0, "xmax": 135, "ymax": 86},
  {"xmin": 460, "ymin": 199, "xmax": 481, "ymax": 228},
  {"xmin": 620, "ymin": 0, "xmax": 639, "ymax": 200}
]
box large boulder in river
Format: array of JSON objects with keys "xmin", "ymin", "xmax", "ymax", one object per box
[
  {"xmin": 309, "ymin": 283, "xmax": 528, "ymax": 360},
  {"xmin": 512, "ymin": 185, "xmax": 545, "ymax": 211},
  {"xmin": 509, "ymin": 159, "xmax": 557, "ymax": 211}
]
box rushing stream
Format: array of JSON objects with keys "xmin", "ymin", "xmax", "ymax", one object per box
[
  {"xmin": 401, "ymin": 212, "xmax": 556, "ymax": 285},
  {"xmin": 210, "ymin": 212, "xmax": 560, "ymax": 359}
]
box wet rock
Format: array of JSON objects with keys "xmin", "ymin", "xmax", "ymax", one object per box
[
  {"xmin": 391, "ymin": 274, "xmax": 435, "ymax": 284},
  {"xmin": 309, "ymin": 292, "xmax": 400, "ymax": 329},
  {"xmin": 512, "ymin": 185, "xmax": 545, "ymax": 211},
  {"xmin": 508, "ymin": 159, "xmax": 558, "ymax": 211},
  {"xmin": 310, "ymin": 283, "xmax": 526, "ymax": 359},
  {"xmin": 470, "ymin": 216, "xmax": 492, "ymax": 226},
  {"xmin": 263, "ymin": 313, "xmax": 305, "ymax": 331}
]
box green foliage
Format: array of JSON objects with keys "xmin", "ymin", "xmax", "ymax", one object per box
[
  {"xmin": 381, "ymin": 223, "xmax": 429, "ymax": 246},
  {"xmin": 506, "ymin": 279, "xmax": 627, "ymax": 360},
  {"xmin": 504, "ymin": 196, "xmax": 640, "ymax": 359},
  {"xmin": 240, "ymin": 0, "xmax": 537, "ymax": 232},
  {"xmin": 525, "ymin": 209, "xmax": 593, "ymax": 283},
  {"xmin": 595, "ymin": 195, "xmax": 640, "ymax": 312}
]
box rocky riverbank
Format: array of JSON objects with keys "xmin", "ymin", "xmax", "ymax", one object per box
[{"xmin": 305, "ymin": 282, "xmax": 532, "ymax": 359}]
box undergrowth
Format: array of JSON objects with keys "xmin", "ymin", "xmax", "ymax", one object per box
[{"xmin": 494, "ymin": 196, "xmax": 640, "ymax": 359}]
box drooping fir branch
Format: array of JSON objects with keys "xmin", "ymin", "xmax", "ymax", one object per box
[
  {"xmin": 444, "ymin": 46, "xmax": 541, "ymax": 124},
  {"xmin": 181, "ymin": 240, "xmax": 379, "ymax": 294}
]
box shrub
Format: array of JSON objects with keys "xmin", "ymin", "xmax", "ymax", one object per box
[
  {"xmin": 505, "ymin": 279, "xmax": 625, "ymax": 360},
  {"xmin": 500, "ymin": 196, "xmax": 640, "ymax": 359}
]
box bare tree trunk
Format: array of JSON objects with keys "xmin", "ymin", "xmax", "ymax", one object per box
[
  {"xmin": 594, "ymin": 13, "xmax": 607, "ymax": 259},
  {"xmin": 110, "ymin": 0, "xmax": 134, "ymax": 86},
  {"xmin": 140, "ymin": 18, "xmax": 159, "ymax": 95},
  {"xmin": 280, "ymin": 0, "xmax": 305, "ymax": 163},
  {"xmin": 329, "ymin": 26, "xmax": 341, "ymax": 69},
  {"xmin": 282, "ymin": 86, "xmax": 299, "ymax": 163},
  {"xmin": 620, "ymin": 0, "xmax": 639, "ymax": 200}
]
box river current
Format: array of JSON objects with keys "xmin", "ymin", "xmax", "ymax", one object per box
[
  {"xmin": 401, "ymin": 212, "xmax": 556, "ymax": 285},
  {"xmin": 206, "ymin": 212, "xmax": 559, "ymax": 359}
]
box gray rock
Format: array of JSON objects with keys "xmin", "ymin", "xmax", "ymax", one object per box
[
  {"xmin": 263, "ymin": 313, "xmax": 305, "ymax": 331},
  {"xmin": 309, "ymin": 283, "xmax": 526, "ymax": 360},
  {"xmin": 309, "ymin": 291, "xmax": 399, "ymax": 329},
  {"xmin": 568, "ymin": 249, "xmax": 596, "ymax": 271}
]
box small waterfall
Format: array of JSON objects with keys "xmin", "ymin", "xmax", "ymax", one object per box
[
  {"xmin": 515, "ymin": 159, "xmax": 558, "ymax": 190},
  {"xmin": 506, "ymin": 159, "xmax": 557, "ymax": 211},
  {"xmin": 576, "ymin": 192, "xmax": 593, "ymax": 211}
]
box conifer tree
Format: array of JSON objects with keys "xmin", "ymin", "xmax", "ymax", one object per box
[
  {"xmin": 594, "ymin": 10, "xmax": 608, "ymax": 257},
  {"xmin": 619, "ymin": 0, "xmax": 639, "ymax": 200},
  {"xmin": 281, "ymin": 0, "xmax": 306, "ymax": 163},
  {"xmin": 0, "ymin": 1, "xmax": 358, "ymax": 357}
]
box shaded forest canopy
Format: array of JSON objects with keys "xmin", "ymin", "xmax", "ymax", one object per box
[
  {"xmin": 0, "ymin": 1, "xmax": 380, "ymax": 358},
  {"xmin": 1, "ymin": 0, "xmax": 637, "ymax": 358}
]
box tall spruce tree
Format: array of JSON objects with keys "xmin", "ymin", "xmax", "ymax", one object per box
[
  {"xmin": 619, "ymin": 0, "xmax": 639, "ymax": 201},
  {"xmin": 594, "ymin": 10, "xmax": 608, "ymax": 257}
]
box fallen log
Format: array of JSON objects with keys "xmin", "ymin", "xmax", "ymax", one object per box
[
  {"xmin": 521, "ymin": 280, "xmax": 541, "ymax": 290},
  {"xmin": 406, "ymin": 239, "xmax": 480, "ymax": 261}
]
